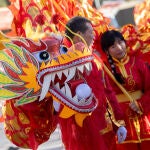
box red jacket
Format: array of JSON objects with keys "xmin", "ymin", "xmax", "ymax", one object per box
[{"xmin": 106, "ymin": 54, "xmax": 150, "ymax": 142}]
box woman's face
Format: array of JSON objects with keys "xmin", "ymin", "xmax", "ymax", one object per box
[{"xmin": 108, "ymin": 38, "xmax": 126, "ymax": 60}]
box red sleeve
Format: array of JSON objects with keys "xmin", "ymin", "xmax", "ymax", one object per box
[
  {"xmin": 104, "ymin": 72, "xmax": 124, "ymax": 121},
  {"xmin": 85, "ymin": 60, "xmax": 105, "ymax": 106},
  {"xmin": 92, "ymin": 54, "xmax": 124, "ymax": 121}
]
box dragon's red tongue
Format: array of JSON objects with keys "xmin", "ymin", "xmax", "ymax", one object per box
[{"xmin": 68, "ymin": 79, "xmax": 84, "ymax": 96}]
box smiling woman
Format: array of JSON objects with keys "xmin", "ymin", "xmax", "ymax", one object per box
[{"xmin": 100, "ymin": 29, "xmax": 150, "ymax": 150}]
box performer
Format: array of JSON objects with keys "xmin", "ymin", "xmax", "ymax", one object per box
[
  {"xmin": 100, "ymin": 29, "xmax": 150, "ymax": 150},
  {"xmin": 57, "ymin": 16, "xmax": 127, "ymax": 150}
]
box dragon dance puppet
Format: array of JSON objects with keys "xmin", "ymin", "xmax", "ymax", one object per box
[
  {"xmin": 0, "ymin": 31, "xmax": 101, "ymax": 149},
  {"xmin": 0, "ymin": 0, "xmax": 150, "ymax": 150}
]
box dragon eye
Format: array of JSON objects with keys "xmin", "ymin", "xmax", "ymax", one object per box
[
  {"xmin": 60, "ymin": 45, "xmax": 68, "ymax": 54},
  {"xmin": 39, "ymin": 51, "xmax": 49, "ymax": 60},
  {"xmin": 33, "ymin": 51, "xmax": 50, "ymax": 63}
]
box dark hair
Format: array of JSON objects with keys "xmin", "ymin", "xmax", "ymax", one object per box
[
  {"xmin": 101, "ymin": 30, "xmax": 125, "ymax": 84},
  {"xmin": 101, "ymin": 30, "xmax": 125, "ymax": 52},
  {"xmin": 65, "ymin": 16, "xmax": 91, "ymax": 39}
]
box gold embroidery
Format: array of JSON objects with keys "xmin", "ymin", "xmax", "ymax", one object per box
[
  {"xmin": 2, "ymin": 102, "xmax": 14, "ymax": 117},
  {"xmin": 107, "ymin": 99, "xmax": 125, "ymax": 127},
  {"xmin": 133, "ymin": 115, "xmax": 141, "ymax": 142},
  {"xmin": 113, "ymin": 55, "xmax": 129, "ymax": 78},
  {"xmin": 10, "ymin": 118, "xmax": 21, "ymax": 130},
  {"xmin": 127, "ymin": 75, "xmax": 135, "ymax": 89},
  {"xmin": 19, "ymin": 113, "xmax": 30, "ymax": 124},
  {"xmin": 116, "ymin": 90, "xmax": 143, "ymax": 103}
]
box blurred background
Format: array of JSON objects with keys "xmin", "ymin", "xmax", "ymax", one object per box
[
  {"xmin": 93, "ymin": 0, "xmax": 143, "ymax": 28},
  {"xmin": 0, "ymin": 0, "xmax": 10, "ymax": 6},
  {"xmin": 0, "ymin": 0, "xmax": 143, "ymax": 33}
]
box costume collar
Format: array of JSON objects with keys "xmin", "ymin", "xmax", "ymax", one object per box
[{"xmin": 112, "ymin": 53, "xmax": 129, "ymax": 65}]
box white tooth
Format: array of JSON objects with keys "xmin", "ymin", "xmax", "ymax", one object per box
[
  {"xmin": 39, "ymin": 74, "xmax": 51, "ymax": 101},
  {"xmin": 77, "ymin": 65, "xmax": 84, "ymax": 73},
  {"xmin": 53, "ymin": 100, "xmax": 60, "ymax": 112},
  {"xmin": 55, "ymin": 82, "xmax": 60, "ymax": 89},
  {"xmin": 85, "ymin": 63, "xmax": 91, "ymax": 71},
  {"xmin": 60, "ymin": 86, "xmax": 66, "ymax": 94},
  {"xmin": 73, "ymin": 95, "xmax": 78, "ymax": 102},
  {"xmin": 65, "ymin": 83, "xmax": 72, "ymax": 98},
  {"xmin": 57, "ymin": 71, "xmax": 62, "ymax": 80},
  {"xmin": 65, "ymin": 67, "xmax": 76, "ymax": 82},
  {"xmin": 51, "ymin": 73, "xmax": 55, "ymax": 82},
  {"xmin": 63, "ymin": 69, "xmax": 69, "ymax": 77},
  {"xmin": 89, "ymin": 62, "xmax": 92, "ymax": 71}
]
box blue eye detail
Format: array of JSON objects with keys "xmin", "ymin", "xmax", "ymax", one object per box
[
  {"xmin": 33, "ymin": 51, "xmax": 50, "ymax": 63},
  {"xmin": 60, "ymin": 45, "xmax": 68, "ymax": 54}
]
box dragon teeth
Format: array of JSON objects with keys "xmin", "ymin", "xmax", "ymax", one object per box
[
  {"xmin": 57, "ymin": 71, "xmax": 62, "ymax": 80},
  {"xmin": 65, "ymin": 67, "xmax": 76, "ymax": 82},
  {"xmin": 77, "ymin": 65, "xmax": 84, "ymax": 73},
  {"xmin": 39, "ymin": 74, "xmax": 51, "ymax": 101},
  {"xmin": 85, "ymin": 62, "xmax": 92, "ymax": 71},
  {"xmin": 64, "ymin": 83, "xmax": 72, "ymax": 98},
  {"xmin": 63, "ymin": 69, "xmax": 69, "ymax": 77}
]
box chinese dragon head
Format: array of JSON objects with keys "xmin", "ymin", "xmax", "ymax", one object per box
[
  {"xmin": 0, "ymin": 33, "xmax": 98, "ymax": 148},
  {"xmin": 0, "ymin": 0, "xmax": 109, "ymax": 148}
]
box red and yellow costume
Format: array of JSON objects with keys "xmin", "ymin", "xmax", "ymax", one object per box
[
  {"xmin": 57, "ymin": 39, "xmax": 125, "ymax": 150},
  {"xmin": 2, "ymin": 98, "xmax": 57, "ymax": 149},
  {"xmin": 105, "ymin": 54, "xmax": 150, "ymax": 150}
]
